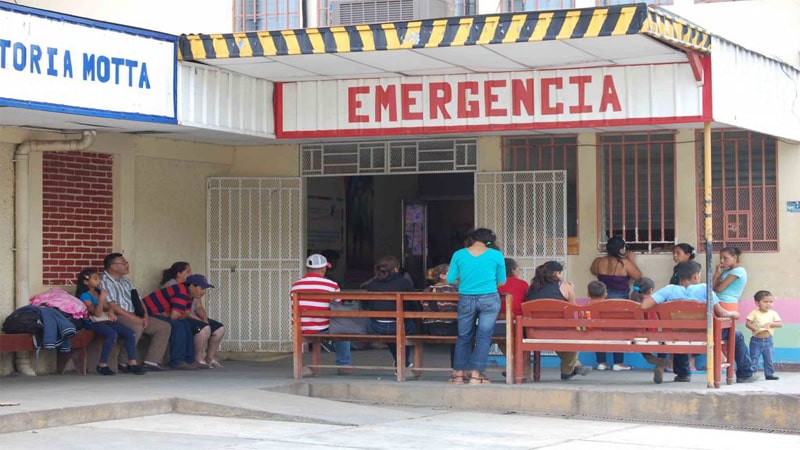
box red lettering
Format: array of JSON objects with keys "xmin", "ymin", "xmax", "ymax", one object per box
[
  {"xmin": 429, "ymin": 82, "xmax": 452, "ymax": 119},
  {"xmin": 541, "ymin": 77, "xmax": 564, "ymax": 115},
  {"xmin": 484, "ymin": 79, "xmax": 507, "ymax": 117},
  {"xmin": 512, "ymin": 79, "xmax": 534, "ymax": 116},
  {"xmin": 599, "ymin": 75, "xmax": 622, "ymax": 113},
  {"xmin": 375, "ymin": 85, "xmax": 397, "ymax": 122},
  {"xmin": 568, "ymin": 75, "xmax": 593, "ymax": 114},
  {"xmin": 457, "ymin": 81, "xmax": 480, "ymax": 118},
  {"xmin": 401, "ymin": 83, "xmax": 423, "ymax": 120},
  {"xmin": 348, "ymin": 86, "xmax": 370, "ymax": 123}
]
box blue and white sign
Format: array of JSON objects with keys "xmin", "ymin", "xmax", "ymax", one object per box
[{"xmin": 0, "ymin": 3, "xmax": 177, "ymax": 123}]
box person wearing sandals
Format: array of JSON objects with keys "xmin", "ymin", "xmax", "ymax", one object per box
[
  {"xmin": 446, "ymin": 228, "xmax": 506, "ymax": 385},
  {"xmin": 161, "ymin": 262, "xmax": 226, "ymax": 369},
  {"xmin": 526, "ymin": 261, "xmax": 591, "ymax": 381},
  {"xmin": 76, "ymin": 268, "xmax": 145, "ymax": 376}
]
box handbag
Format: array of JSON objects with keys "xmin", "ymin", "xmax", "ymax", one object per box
[
  {"xmin": 130, "ymin": 289, "xmax": 146, "ymax": 318},
  {"xmin": 329, "ymin": 300, "xmax": 368, "ymax": 334}
]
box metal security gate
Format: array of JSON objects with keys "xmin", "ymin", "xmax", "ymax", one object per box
[
  {"xmin": 475, "ymin": 171, "xmax": 568, "ymax": 282},
  {"xmin": 206, "ymin": 178, "xmax": 303, "ymax": 352}
]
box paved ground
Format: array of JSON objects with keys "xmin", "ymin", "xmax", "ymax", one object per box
[{"xmin": 1, "ymin": 347, "xmax": 799, "ymax": 449}]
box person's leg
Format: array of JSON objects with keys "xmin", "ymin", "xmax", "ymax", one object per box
[
  {"xmin": 468, "ymin": 293, "xmax": 500, "ymax": 375},
  {"xmin": 453, "ymin": 295, "xmax": 478, "ymax": 372},
  {"xmin": 370, "ymin": 320, "xmax": 399, "ymax": 362},
  {"xmin": 402, "ymin": 319, "xmax": 417, "ymax": 367},
  {"xmin": 206, "ymin": 320, "xmax": 225, "ymax": 364},
  {"xmin": 193, "ymin": 325, "xmax": 211, "ymax": 364},
  {"xmin": 154, "ymin": 316, "xmax": 186, "ymax": 367},
  {"xmin": 763, "ymin": 337, "xmax": 776, "ymax": 378},
  {"xmin": 729, "ymin": 330, "xmax": 754, "ymax": 379},
  {"xmin": 144, "ymin": 316, "xmax": 171, "ymax": 366},
  {"xmin": 557, "ymin": 351, "xmax": 578, "ymax": 376},
  {"xmin": 109, "ymin": 322, "xmax": 138, "ymax": 365},
  {"xmin": 749, "ymin": 336, "xmax": 762, "ymax": 374},
  {"xmin": 115, "ymin": 315, "xmax": 143, "ymax": 366},
  {"xmin": 86, "ymin": 321, "xmax": 116, "ymax": 366},
  {"xmin": 672, "ymin": 354, "xmax": 691, "ymax": 379},
  {"xmin": 613, "ymin": 353, "xmax": 624, "ymax": 365},
  {"xmin": 596, "ymin": 352, "xmax": 607, "ymax": 369}
]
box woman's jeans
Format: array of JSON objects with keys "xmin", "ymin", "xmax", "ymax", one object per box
[
  {"xmin": 369, "ymin": 319, "xmax": 416, "ymax": 367},
  {"xmin": 453, "ymin": 293, "xmax": 500, "ymax": 372},
  {"xmin": 83, "ymin": 320, "xmax": 136, "ymax": 364},
  {"xmin": 750, "ymin": 335, "xmax": 774, "ymax": 377}
]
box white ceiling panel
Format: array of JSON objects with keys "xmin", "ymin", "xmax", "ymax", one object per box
[
  {"xmin": 568, "ymin": 35, "xmax": 679, "ymax": 61},
  {"xmin": 411, "ymin": 46, "xmax": 527, "ymax": 72},
  {"xmin": 222, "ymin": 61, "xmax": 319, "ymax": 79},
  {"xmin": 336, "ymin": 49, "xmax": 455, "ymax": 72},
  {"xmin": 491, "ymin": 40, "xmax": 602, "ymax": 69},
  {"xmin": 275, "ymin": 53, "xmax": 389, "ymax": 76}
]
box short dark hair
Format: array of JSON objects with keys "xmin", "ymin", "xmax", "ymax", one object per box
[
  {"xmin": 588, "ymin": 280, "xmax": 607, "ymax": 298},
  {"xmin": 754, "ymin": 290, "xmax": 773, "ymax": 302},
  {"xmin": 675, "ymin": 261, "xmax": 702, "ymax": 281},
  {"xmin": 103, "ymin": 252, "xmax": 124, "ymax": 270}
]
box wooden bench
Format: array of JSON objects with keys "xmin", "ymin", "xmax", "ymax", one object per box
[
  {"xmin": 0, "ymin": 329, "xmax": 94, "ymax": 375},
  {"xmin": 292, "ymin": 291, "xmax": 514, "ymax": 383},
  {"xmin": 513, "ymin": 299, "xmax": 735, "ymax": 388}
]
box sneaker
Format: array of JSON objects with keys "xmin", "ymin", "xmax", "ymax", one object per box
[
  {"xmin": 143, "ymin": 361, "xmax": 167, "ymax": 371},
  {"xmin": 597, "ymin": 363, "xmax": 609, "ymax": 371},
  {"xmin": 765, "ymin": 375, "xmax": 780, "ymax": 381},
  {"xmin": 674, "ymin": 375, "xmax": 692, "ymax": 382},
  {"xmin": 117, "ymin": 363, "xmax": 129, "ymax": 373},
  {"xmin": 737, "ymin": 373, "xmax": 761, "ymax": 383},
  {"xmin": 207, "ymin": 360, "xmax": 224, "ymax": 369},
  {"xmin": 651, "ymin": 357, "xmax": 667, "ymax": 384},
  {"xmin": 612, "ymin": 364, "xmax": 631, "ymax": 371},
  {"xmin": 196, "ymin": 361, "xmax": 211, "ymax": 369},
  {"xmin": 561, "ymin": 365, "xmax": 592, "ymax": 381},
  {"xmin": 96, "ymin": 366, "xmax": 115, "ymax": 376},
  {"xmin": 127, "ymin": 364, "xmax": 146, "ymax": 375}
]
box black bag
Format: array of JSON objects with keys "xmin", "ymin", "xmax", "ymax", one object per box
[
  {"xmin": 130, "ymin": 289, "xmax": 146, "ymax": 318},
  {"xmin": 2, "ymin": 305, "xmax": 44, "ymax": 334},
  {"xmin": 329, "ymin": 301, "xmax": 368, "ymax": 334}
]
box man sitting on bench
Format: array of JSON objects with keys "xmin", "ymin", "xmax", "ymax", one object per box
[{"xmin": 641, "ymin": 261, "xmax": 758, "ymax": 384}]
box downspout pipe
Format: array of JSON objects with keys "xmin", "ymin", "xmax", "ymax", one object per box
[{"xmin": 14, "ymin": 130, "xmax": 97, "ymax": 308}]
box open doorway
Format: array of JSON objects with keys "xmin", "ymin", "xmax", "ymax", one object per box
[{"xmin": 306, "ymin": 173, "xmax": 474, "ymax": 289}]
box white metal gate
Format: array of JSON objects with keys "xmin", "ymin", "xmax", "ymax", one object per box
[
  {"xmin": 475, "ymin": 171, "xmax": 568, "ymax": 283},
  {"xmin": 206, "ymin": 177, "xmax": 303, "ymax": 352}
]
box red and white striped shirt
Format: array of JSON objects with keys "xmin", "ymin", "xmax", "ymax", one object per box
[{"xmin": 290, "ymin": 273, "xmax": 340, "ymax": 334}]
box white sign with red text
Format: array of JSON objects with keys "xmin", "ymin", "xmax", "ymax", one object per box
[{"xmin": 278, "ymin": 63, "xmax": 705, "ymax": 138}]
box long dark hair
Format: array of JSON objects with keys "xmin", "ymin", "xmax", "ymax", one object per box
[
  {"xmin": 374, "ymin": 256, "xmax": 399, "ymax": 280},
  {"xmin": 465, "ymin": 228, "xmax": 498, "ymax": 249},
  {"xmin": 161, "ymin": 261, "xmax": 190, "ymax": 286},
  {"xmin": 530, "ymin": 261, "xmax": 563, "ymax": 291},
  {"xmin": 75, "ymin": 268, "xmax": 98, "ymax": 298},
  {"xmin": 605, "ymin": 236, "xmax": 626, "ymax": 259}
]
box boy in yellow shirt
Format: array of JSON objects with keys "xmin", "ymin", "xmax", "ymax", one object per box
[{"xmin": 745, "ymin": 290, "xmax": 782, "ymax": 380}]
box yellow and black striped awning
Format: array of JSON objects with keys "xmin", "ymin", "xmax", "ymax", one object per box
[{"xmin": 179, "ymin": 4, "xmax": 711, "ymax": 61}]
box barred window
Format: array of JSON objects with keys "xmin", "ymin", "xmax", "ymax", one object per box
[
  {"xmin": 233, "ymin": 0, "xmax": 301, "ymax": 32},
  {"xmin": 504, "ymin": 0, "xmax": 575, "ymax": 12},
  {"xmin": 696, "ymin": 130, "xmax": 778, "ymax": 252},
  {"xmin": 502, "ymin": 135, "xmax": 578, "ymax": 239},
  {"xmin": 599, "ymin": 133, "xmax": 675, "ymax": 252}
]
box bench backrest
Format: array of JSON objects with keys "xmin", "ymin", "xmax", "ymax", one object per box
[{"xmin": 520, "ymin": 299, "xmax": 578, "ymax": 339}]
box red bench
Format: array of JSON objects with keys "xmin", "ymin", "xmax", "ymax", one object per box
[
  {"xmin": 0, "ymin": 330, "xmax": 94, "ymax": 375},
  {"xmin": 514, "ymin": 299, "xmax": 735, "ymax": 388}
]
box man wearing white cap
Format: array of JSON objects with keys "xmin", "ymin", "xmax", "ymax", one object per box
[{"xmin": 290, "ymin": 254, "xmax": 351, "ymax": 375}]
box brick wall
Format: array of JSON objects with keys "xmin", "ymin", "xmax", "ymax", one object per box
[{"xmin": 42, "ymin": 152, "xmax": 113, "ymax": 285}]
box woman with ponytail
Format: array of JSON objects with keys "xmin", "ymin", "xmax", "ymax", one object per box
[{"xmin": 446, "ymin": 228, "xmax": 506, "ymax": 384}]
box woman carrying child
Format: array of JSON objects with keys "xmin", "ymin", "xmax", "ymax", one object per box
[{"xmin": 76, "ymin": 268, "xmax": 145, "ymax": 375}]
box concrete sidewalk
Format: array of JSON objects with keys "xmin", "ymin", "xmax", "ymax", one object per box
[{"xmin": 1, "ymin": 348, "xmax": 798, "ymax": 436}]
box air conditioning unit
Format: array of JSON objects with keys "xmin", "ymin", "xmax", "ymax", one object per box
[{"xmin": 329, "ymin": 0, "xmax": 454, "ymax": 26}]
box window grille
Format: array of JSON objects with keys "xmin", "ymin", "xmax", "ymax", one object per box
[
  {"xmin": 501, "ymin": 135, "xmax": 578, "ymax": 240},
  {"xmin": 695, "ymin": 130, "xmax": 778, "ymax": 253},
  {"xmin": 504, "ymin": 0, "xmax": 575, "ymax": 12},
  {"xmin": 302, "ymin": 139, "xmax": 477, "ymax": 176},
  {"xmin": 455, "ymin": 0, "xmax": 478, "ymax": 15},
  {"xmin": 233, "ymin": 0, "xmax": 301, "ymax": 32},
  {"xmin": 598, "ymin": 132, "xmax": 676, "ymax": 253}
]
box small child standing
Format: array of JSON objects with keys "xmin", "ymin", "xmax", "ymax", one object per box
[
  {"xmin": 746, "ymin": 290, "xmax": 782, "ymax": 380},
  {"xmin": 588, "ymin": 280, "xmax": 630, "ymax": 371}
]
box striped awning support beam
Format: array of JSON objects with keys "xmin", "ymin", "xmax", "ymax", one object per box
[{"xmin": 179, "ymin": 4, "xmax": 711, "ymax": 61}]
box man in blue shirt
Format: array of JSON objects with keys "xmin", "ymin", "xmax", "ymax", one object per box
[{"xmin": 641, "ymin": 261, "xmax": 758, "ymax": 384}]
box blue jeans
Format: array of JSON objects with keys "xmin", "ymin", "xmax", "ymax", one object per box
[
  {"xmin": 749, "ymin": 335, "xmax": 774, "ymax": 377},
  {"xmin": 673, "ymin": 329, "xmax": 753, "ymax": 378},
  {"xmin": 596, "ymin": 352, "xmax": 623, "ymax": 365},
  {"xmin": 83, "ymin": 320, "xmax": 136, "ymax": 364},
  {"xmin": 318, "ymin": 330, "xmax": 351, "ymax": 366},
  {"xmin": 453, "ymin": 293, "xmax": 500, "ymax": 372},
  {"xmin": 369, "ymin": 319, "xmax": 416, "ymax": 367},
  {"xmin": 153, "ymin": 316, "xmax": 195, "ymax": 367}
]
